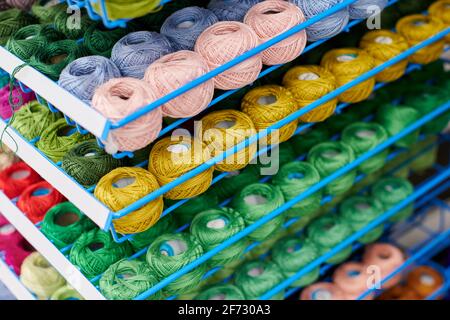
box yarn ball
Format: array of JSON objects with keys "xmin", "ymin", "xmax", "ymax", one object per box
[
  {"xmin": 429, "ymin": 0, "xmax": 450, "ymax": 42},
  {"xmin": 197, "ymin": 109, "xmax": 257, "ymax": 172},
  {"xmin": 83, "ymin": 24, "xmax": 127, "ymax": 58},
  {"xmin": 111, "ymin": 31, "xmax": 174, "ymax": 79},
  {"xmin": 168, "ymin": 191, "xmax": 219, "ymax": 226},
  {"xmin": 290, "ymin": 126, "xmax": 330, "ymax": 155},
  {"xmin": 92, "ymin": 78, "xmax": 162, "ymax": 153},
  {"xmin": 94, "ymin": 167, "xmax": 164, "ymax": 234},
  {"xmin": 148, "ymin": 136, "xmax": 214, "ymax": 200},
  {"xmin": 195, "ymin": 284, "xmax": 246, "ymax": 300},
  {"xmin": 41, "ymin": 202, "xmax": 95, "ymax": 249},
  {"xmin": 207, "ymin": 0, "xmax": 262, "ymax": 22},
  {"xmin": 349, "ymin": 0, "xmax": 388, "ymax": 19},
  {"xmin": 290, "ymin": 0, "xmax": 350, "ymax": 42},
  {"xmin": 31, "ymin": 3, "xmax": 66, "ymax": 24},
  {"xmin": 300, "ymin": 282, "xmax": 346, "ymax": 300},
  {"xmin": 0, "ymin": 85, "xmax": 36, "ymax": 120},
  {"xmin": 282, "ymin": 65, "xmax": 337, "ymax": 122},
  {"xmin": 0, "ymin": 9, "xmax": 36, "ymax": 46},
  {"xmin": 50, "ymin": 285, "xmax": 83, "ymax": 300},
  {"xmin": 161, "ymin": 6, "xmax": 219, "ymax": 51},
  {"xmin": 359, "ymin": 30, "xmax": 410, "ymax": 83},
  {"xmin": 0, "ymin": 214, "xmax": 22, "ymax": 248},
  {"xmin": 0, "ymin": 162, "xmax": 41, "ymax": 199},
  {"xmin": 321, "ymin": 48, "xmax": 375, "ymax": 103},
  {"xmin": 332, "ymin": 262, "xmax": 373, "ymax": 300},
  {"xmin": 406, "ymin": 265, "xmax": 444, "ymax": 299},
  {"xmin": 129, "ymin": 215, "xmax": 175, "ymax": 251},
  {"xmin": 3, "ymin": 237, "xmax": 34, "ymax": 275},
  {"xmin": 17, "ymin": 181, "xmax": 64, "ymax": 224},
  {"xmin": 195, "ymin": 21, "xmax": 262, "ymax": 90},
  {"xmin": 69, "ymin": 229, "xmax": 133, "ymax": 279},
  {"xmin": 0, "ymin": 145, "xmax": 18, "ymax": 172},
  {"xmin": 241, "ymin": 85, "xmax": 298, "ymax": 143},
  {"xmin": 244, "ymin": 1, "xmax": 307, "ymax": 65},
  {"xmin": 59, "ymin": 56, "xmax": 121, "ymax": 104},
  {"xmin": 143, "ymin": 50, "xmax": 214, "ymax": 118},
  {"xmin": 53, "ymin": 9, "xmax": 94, "ymax": 40}
]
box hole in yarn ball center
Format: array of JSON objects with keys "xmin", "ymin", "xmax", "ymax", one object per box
[
  {"xmin": 419, "ymin": 273, "xmax": 435, "ymax": 286},
  {"xmin": 50, "ymin": 53, "xmax": 69, "ymax": 65},
  {"xmin": 378, "ymin": 250, "xmax": 391, "ymax": 260},
  {"xmin": 215, "ymin": 120, "xmax": 236, "ymax": 129},
  {"xmin": 355, "ymin": 202, "xmax": 371, "ymax": 211},
  {"xmin": 10, "ymin": 170, "xmax": 30, "ymax": 180},
  {"xmin": 312, "ymin": 289, "xmax": 332, "ymax": 300},
  {"xmin": 244, "ymin": 194, "xmax": 268, "ymax": 206},
  {"xmin": 288, "ymin": 172, "xmax": 305, "ymax": 180},
  {"xmin": 375, "ymin": 36, "xmax": 393, "ymax": 45},
  {"xmin": 209, "ymin": 294, "xmax": 227, "ymax": 300},
  {"xmin": 412, "ymin": 19, "xmax": 427, "ymax": 26},
  {"xmin": 113, "ymin": 177, "xmax": 136, "ymax": 189},
  {"xmin": 117, "ymin": 273, "xmax": 134, "ymax": 280},
  {"xmin": 298, "ymin": 72, "xmax": 320, "ymax": 81},
  {"xmin": 55, "ymin": 212, "xmax": 80, "ymax": 227},
  {"xmin": 248, "ymin": 267, "xmax": 264, "ymax": 277},
  {"xmin": 71, "ymin": 63, "xmax": 96, "ymax": 77},
  {"xmin": 57, "ymin": 126, "xmax": 77, "ymax": 137},
  {"xmin": 167, "ymin": 143, "xmax": 190, "ymax": 154},
  {"xmin": 287, "ymin": 243, "xmax": 302, "ymax": 253},
  {"xmin": 321, "ymin": 148, "xmax": 341, "ymax": 159},
  {"xmin": 213, "ymin": 25, "xmax": 239, "ymax": 36},
  {"xmin": 336, "ymin": 54, "xmax": 358, "ymax": 62},
  {"xmin": 347, "ymin": 270, "xmax": 361, "ymax": 278},
  {"xmin": 177, "ymin": 20, "xmax": 195, "ymax": 29},
  {"xmin": 356, "ymin": 129, "xmax": 376, "ymax": 139},
  {"xmin": 34, "ymin": 258, "xmax": 51, "ymax": 269},
  {"xmin": 0, "ymin": 224, "xmax": 16, "ymax": 236},
  {"xmin": 262, "ymin": 9, "xmax": 282, "ymax": 15},
  {"xmin": 160, "ymin": 239, "xmax": 188, "ymax": 257},
  {"xmin": 257, "ymin": 94, "xmax": 278, "ymax": 106},
  {"xmin": 32, "ymin": 188, "xmax": 52, "ymax": 197},
  {"xmin": 206, "ymin": 217, "xmax": 229, "ymax": 229},
  {"xmin": 89, "ymin": 242, "xmax": 105, "ymax": 251}
]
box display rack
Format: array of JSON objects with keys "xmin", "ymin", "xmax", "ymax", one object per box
[{"xmin": 0, "ymin": 257, "xmax": 35, "ymax": 300}]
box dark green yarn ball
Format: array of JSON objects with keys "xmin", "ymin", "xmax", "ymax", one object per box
[
  {"xmin": 31, "ymin": 3, "xmax": 68, "ymax": 24},
  {"xmin": 129, "ymin": 215, "xmax": 175, "ymax": 252},
  {"xmin": 0, "ymin": 9, "xmax": 36, "ymax": 46},
  {"xmin": 195, "ymin": 284, "xmax": 246, "ymax": 300},
  {"xmin": 54, "ymin": 9, "xmax": 95, "ymax": 40},
  {"xmin": 83, "ymin": 24, "xmax": 127, "ymax": 57},
  {"xmin": 290, "ymin": 126, "xmax": 331, "ymax": 156},
  {"xmin": 168, "ymin": 191, "xmax": 219, "ymax": 227}
]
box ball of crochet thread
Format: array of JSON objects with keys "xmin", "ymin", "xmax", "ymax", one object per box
[
  {"xmin": 61, "ymin": 140, "xmax": 124, "ymax": 187},
  {"xmin": 341, "ymin": 121, "xmax": 389, "ymax": 174},
  {"xmin": 36, "ymin": 118, "xmax": 93, "ymax": 163},
  {"xmin": 272, "ymin": 236, "xmax": 319, "ymax": 288},
  {"xmin": 161, "ymin": 6, "xmax": 219, "ymax": 51},
  {"xmin": 349, "ymin": 0, "xmax": 388, "ymax": 19},
  {"xmin": 129, "ymin": 215, "xmax": 175, "ymax": 251},
  {"xmin": 195, "ymin": 21, "xmax": 262, "ymax": 90},
  {"xmin": 241, "ymin": 85, "xmax": 298, "ymax": 143},
  {"xmin": 282, "ymin": 65, "xmax": 337, "ymax": 123},
  {"xmin": 30, "ymin": 3, "xmax": 66, "ymax": 24},
  {"xmin": 321, "ymin": 48, "xmax": 375, "ymax": 103},
  {"xmin": 100, "ymin": 259, "xmax": 162, "ymax": 300},
  {"xmin": 17, "ymin": 181, "xmax": 64, "ymax": 224},
  {"xmin": 6, "ymin": 0, "xmax": 38, "ymax": 11},
  {"xmin": 235, "ymin": 260, "xmax": 285, "ymax": 300},
  {"xmin": 376, "ymin": 103, "xmax": 421, "ymax": 148},
  {"xmin": 0, "ymin": 162, "xmax": 41, "ymax": 199},
  {"xmin": 143, "ymin": 50, "xmax": 214, "ymax": 118},
  {"xmin": 0, "ymin": 9, "xmax": 36, "ymax": 46},
  {"xmin": 90, "ymin": 0, "xmax": 160, "ymax": 20},
  {"xmin": 54, "ymin": 9, "xmax": 94, "ymax": 40},
  {"xmin": 359, "ymin": 30, "xmax": 409, "ymax": 83},
  {"xmin": 300, "ymin": 282, "xmax": 346, "ymax": 300},
  {"xmin": 290, "ymin": 126, "xmax": 330, "ymax": 155},
  {"xmin": 3, "ymin": 237, "xmax": 34, "ymax": 275},
  {"xmin": 168, "ymin": 191, "xmax": 219, "ymax": 226},
  {"xmin": 20, "ymin": 252, "xmax": 66, "ymax": 299},
  {"xmin": 146, "ymin": 233, "xmax": 206, "ymax": 296},
  {"xmin": 396, "ymin": 14, "xmax": 446, "ymax": 65},
  {"xmin": 111, "ymin": 31, "xmax": 174, "ymax": 79},
  {"xmin": 306, "ymin": 215, "xmax": 353, "ymax": 265},
  {"xmin": 83, "ymin": 24, "xmax": 127, "ymax": 58},
  {"xmin": 197, "ymin": 109, "xmax": 257, "ymax": 172},
  {"xmin": 332, "ymin": 262, "xmax": 374, "ymax": 300},
  {"xmin": 429, "ymin": 0, "xmax": 450, "ymax": 42},
  {"xmin": 406, "ymin": 265, "xmax": 444, "ymax": 299},
  {"xmin": 50, "ymin": 285, "xmax": 83, "ymax": 300},
  {"xmin": 272, "ymin": 161, "xmax": 322, "ymax": 222},
  {"xmin": 92, "ymin": 78, "xmax": 162, "ymax": 153},
  {"xmin": 371, "ymin": 177, "xmax": 414, "ymax": 222},
  {"xmin": 244, "ymin": 1, "xmax": 307, "ymax": 65},
  {"xmin": 195, "ymin": 284, "xmax": 246, "ymax": 300},
  {"xmin": 59, "ymin": 55, "xmax": 121, "ymax": 104},
  {"xmin": 0, "ymin": 214, "xmax": 22, "ymax": 249},
  {"xmin": 307, "ymin": 141, "xmax": 356, "ymax": 196},
  {"xmin": 69, "ymin": 229, "xmax": 133, "ymax": 279},
  {"xmin": 339, "ymin": 195, "xmax": 384, "ymax": 244},
  {"xmin": 231, "ymin": 183, "xmax": 284, "ymax": 241},
  {"xmin": 190, "ymin": 207, "xmax": 247, "ymax": 267},
  {"xmin": 0, "ymin": 144, "xmax": 18, "ymax": 172},
  {"xmin": 207, "ymin": 0, "xmax": 262, "ymax": 21},
  {"xmin": 290, "ymin": 0, "xmax": 350, "ymax": 42},
  {"xmin": 41, "ymin": 202, "xmax": 95, "ymax": 249},
  {"xmin": 148, "ymin": 136, "xmax": 214, "ymax": 200},
  {"xmin": 9, "ymin": 101, "xmax": 62, "ymax": 141},
  {"xmin": 0, "ymin": 84, "xmax": 36, "ymax": 120},
  {"xmin": 94, "ymin": 167, "xmax": 164, "ymax": 234}
]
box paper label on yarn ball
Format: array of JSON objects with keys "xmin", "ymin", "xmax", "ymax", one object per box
[
  {"xmin": 337, "ymin": 54, "xmax": 357, "ymax": 62},
  {"xmin": 375, "ymin": 36, "xmax": 393, "ymax": 45},
  {"xmin": 298, "ymin": 72, "xmax": 320, "ymax": 81}
]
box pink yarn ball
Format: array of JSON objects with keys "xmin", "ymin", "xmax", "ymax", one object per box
[
  {"xmin": 332, "ymin": 262, "xmax": 374, "ymax": 300},
  {"xmin": 4, "ymin": 238, "xmax": 34, "ymax": 275},
  {"xmin": 0, "ymin": 214, "xmax": 22, "ymax": 249},
  {"xmin": 143, "ymin": 50, "xmax": 214, "ymax": 119},
  {"xmin": 244, "ymin": 0, "xmax": 307, "ymax": 66},
  {"xmin": 92, "ymin": 78, "xmax": 163, "ymax": 153},
  {"xmin": 0, "ymin": 85, "xmax": 36, "ymax": 120},
  {"xmin": 195, "ymin": 21, "xmax": 262, "ymax": 90},
  {"xmin": 300, "ymin": 282, "xmax": 346, "ymax": 300}
]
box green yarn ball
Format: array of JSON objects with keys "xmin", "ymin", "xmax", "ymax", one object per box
[
  {"xmin": 83, "ymin": 24, "xmax": 127, "ymax": 57},
  {"xmin": 231, "ymin": 183, "xmax": 285, "ymax": 241},
  {"xmin": 255, "ymin": 141, "xmax": 296, "ymax": 175},
  {"xmin": 70, "ymin": 229, "xmax": 133, "ymax": 279},
  {"xmin": 41, "ymin": 202, "xmax": 95, "ymax": 249},
  {"xmin": 195, "ymin": 284, "xmax": 246, "ymax": 300},
  {"xmin": 290, "ymin": 126, "xmax": 330, "ymax": 156},
  {"xmin": 50, "ymin": 285, "xmax": 84, "ymax": 300},
  {"xmin": 31, "ymin": 3, "xmax": 67, "ymax": 24},
  {"xmin": 54, "ymin": 9, "xmax": 94, "ymax": 40},
  {"xmin": 129, "ymin": 215, "xmax": 175, "ymax": 252},
  {"xmin": 0, "ymin": 9, "xmax": 36, "ymax": 46},
  {"xmin": 168, "ymin": 191, "xmax": 219, "ymax": 227}
]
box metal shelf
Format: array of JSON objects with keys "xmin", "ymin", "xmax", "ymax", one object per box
[{"xmin": 0, "ymin": 257, "xmax": 35, "ymax": 300}]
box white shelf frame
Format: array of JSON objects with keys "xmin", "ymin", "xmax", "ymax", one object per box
[{"xmin": 0, "ymin": 258, "xmax": 35, "ymax": 300}]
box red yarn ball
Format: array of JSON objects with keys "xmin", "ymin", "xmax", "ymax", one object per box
[
  {"xmin": 17, "ymin": 181, "xmax": 65, "ymax": 224},
  {"xmin": 0, "ymin": 162, "xmax": 42, "ymax": 199}
]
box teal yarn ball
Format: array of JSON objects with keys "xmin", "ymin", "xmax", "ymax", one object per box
[
  {"xmin": 146, "ymin": 233, "xmax": 206, "ymax": 296},
  {"xmin": 341, "ymin": 122, "xmax": 389, "ymax": 174},
  {"xmin": 234, "ymin": 260, "xmax": 285, "ymax": 300},
  {"xmin": 371, "ymin": 177, "xmax": 414, "ymax": 222},
  {"xmin": 209, "ymin": 165, "xmax": 260, "ymax": 201},
  {"xmin": 231, "ymin": 183, "xmax": 285, "ymax": 241},
  {"xmin": 190, "ymin": 207, "xmax": 247, "ymax": 267},
  {"xmin": 339, "ymin": 196, "xmax": 385, "ymax": 244},
  {"xmin": 99, "ymin": 260, "xmax": 162, "ymax": 300},
  {"xmin": 307, "ymin": 141, "xmax": 356, "ymax": 196},
  {"xmin": 195, "ymin": 284, "xmax": 246, "ymax": 300},
  {"xmin": 129, "ymin": 215, "xmax": 175, "ymax": 252},
  {"xmin": 69, "ymin": 229, "xmax": 133, "ymax": 279},
  {"xmin": 272, "ymin": 161, "xmax": 322, "ymax": 222},
  {"xmin": 306, "ymin": 215, "xmax": 353, "ymax": 265},
  {"xmin": 41, "ymin": 202, "xmax": 95, "ymax": 249},
  {"xmin": 271, "ymin": 236, "xmax": 319, "ymax": 288},
  {"xmin": 167, "ymin": 191, "xmax": 219, "ymax": 226}
]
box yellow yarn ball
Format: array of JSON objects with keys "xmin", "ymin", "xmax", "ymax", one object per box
[
  {"xmin": 94, "ymin": 167, "xmax": 164, "ymax": 234},
  {"xmin": 321, "ymin": 48, "xmax": 375, "ymax": 103},
  {"xmin": 197, "ymin": 109, "xmax": 257, "ymax": 172},
  {"xmin": 396, "ymin": 14, "xmax": 446, "ymax": 65},
  {"xmin": 429, "ymin": 0, "xmax": 450, "ymax": 42},
  {"xmin": 148, "ymin": 136, "xmax": 214, "ymax": 200},
  {"xmin": 282, "ymin": 65, "xmax": 337, "ymax": 123},
  {"xmin": 360, "ymin": 30, "xmax": 410, "ymax": 83},
  {"xmin": 241, "ymin": 85, "xmax": 298, "ymax": 143}
]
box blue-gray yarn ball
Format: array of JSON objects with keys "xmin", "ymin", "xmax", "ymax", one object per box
[
  {"xmin": 207, "ymin": 0, "xmax": 262, "ymax": 22},
  {"xmin": 348, "ymin": 0, "xmax": 388, "ymax": 19}
]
